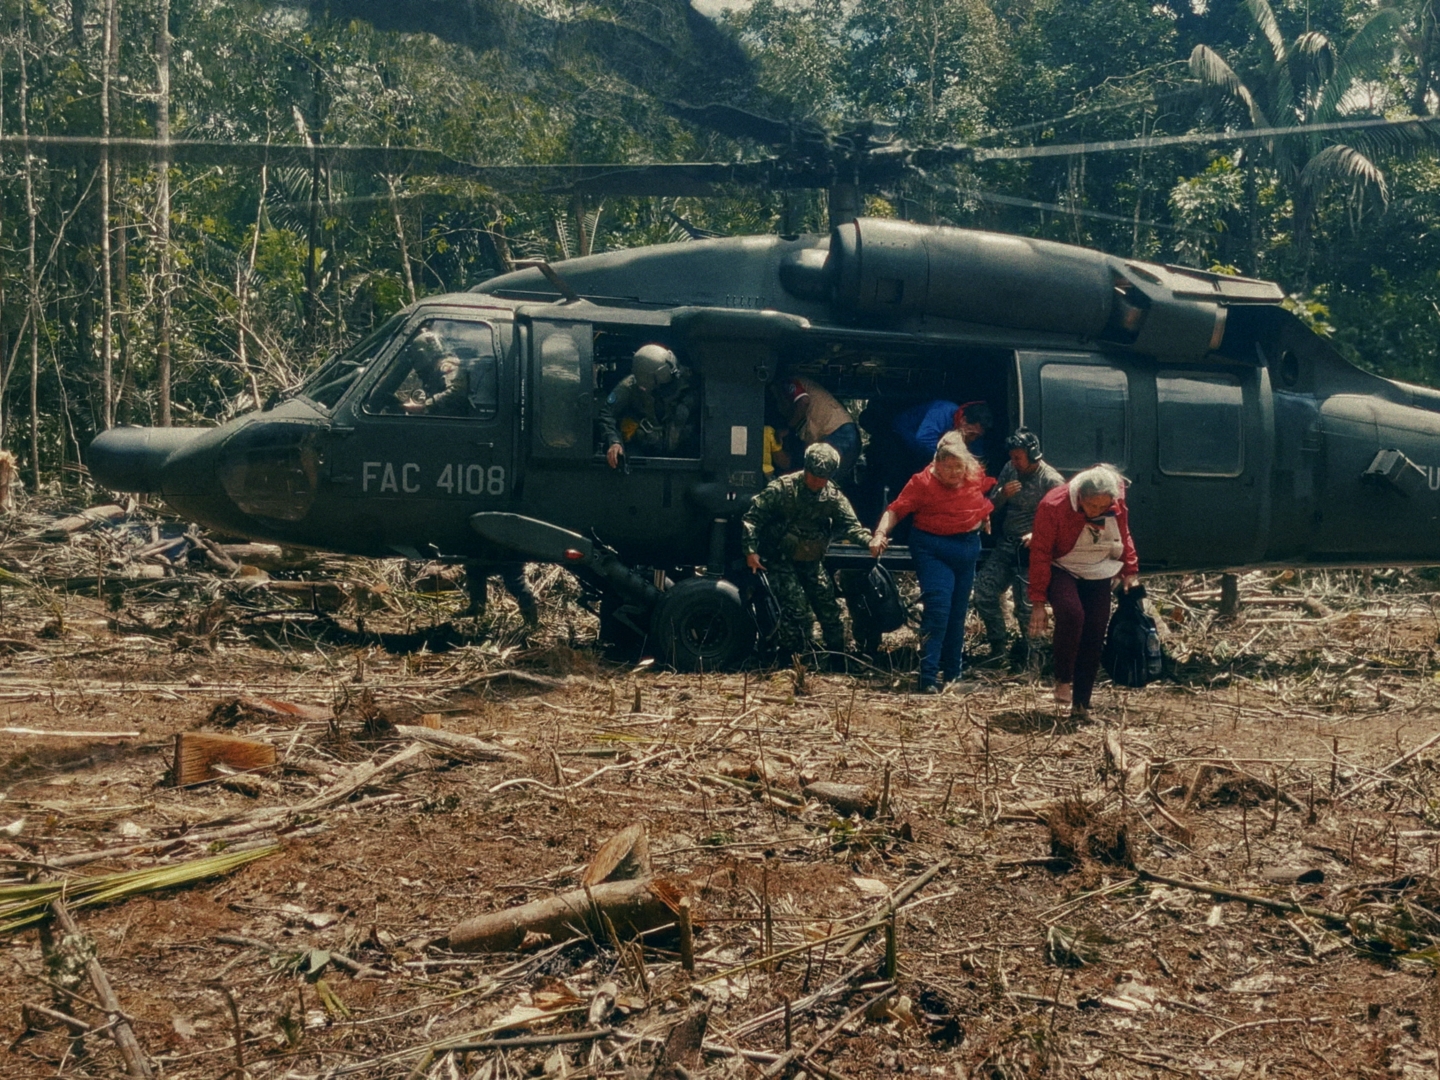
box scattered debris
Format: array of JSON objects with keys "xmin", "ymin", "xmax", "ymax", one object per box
[{"xmin": 171, "ymin": 732, "xmax": 276, "ymax": 786}]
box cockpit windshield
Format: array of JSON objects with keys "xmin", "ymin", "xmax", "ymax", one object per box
[{"xmin": 296, "ymin": 315, "xmax": 405, "ymax": 410}]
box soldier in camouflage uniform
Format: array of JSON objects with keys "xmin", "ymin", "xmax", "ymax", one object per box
[
  {"xmin": 972, "ymin": 428, "xmax": 1065, "ymax": 665},
  {"xmin": 742, "ymin": 443, "xmax": 872, "ymax": 669},
  {"xmin": 463, "ymin": 560, "xmax": 539, "ymax": 628}
]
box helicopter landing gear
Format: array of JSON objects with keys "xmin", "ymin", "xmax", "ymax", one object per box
[
  {"xmin": 598, "ymin": 596, "xmax": 647, "ymax": 650},
  {"xmin": 652, "ymin": 577, "xmax": 755, "ymax": 672}
]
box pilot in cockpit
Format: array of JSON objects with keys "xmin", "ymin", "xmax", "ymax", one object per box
[{"xmin": 399, "ymin": 329, "xmax": 473, "ymax": 416}]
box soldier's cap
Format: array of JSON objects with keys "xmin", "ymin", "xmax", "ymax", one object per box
[{"xmin": 803, "ymin": 442, "xmax": 841, "ymax": 479}]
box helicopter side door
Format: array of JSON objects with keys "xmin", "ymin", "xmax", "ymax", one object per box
[
  {"xmin": 1018, "ymin": 351, "xmax": 1271, "ymax": 570},
  {"xmin": 323, "ymin": 313, "xmax": 516, "ymax": 557}
]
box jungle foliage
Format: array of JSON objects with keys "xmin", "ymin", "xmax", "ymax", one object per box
[{"xmin": 1, "ymin": 0, "xmax": 1439, "ymax": 482}]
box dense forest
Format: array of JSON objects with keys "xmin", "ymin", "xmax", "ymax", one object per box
[{"xmin": 2, "ymin": 0, "xmax": 1439, "ymax": 485}]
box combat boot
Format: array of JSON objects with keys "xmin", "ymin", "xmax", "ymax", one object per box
[{"xmin": 1008, "ymin": 637, "xmax": 1030, "ymax": 669}]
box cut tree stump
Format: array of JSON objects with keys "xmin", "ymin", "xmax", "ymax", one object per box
[
  {"xmin": 446, "ymin": 877, "xmax": 683, "ymax": 953},
  {"xmin": 1218, "ymin": 573, "xmax": 1240, "ymax": 617},
  {"xmin": 582, "ymin": 823, "xmax": 651, "ymax": 886},
  {"xmin": 173, "ymin": 733, "xmax": 276, "ymax": 787}
]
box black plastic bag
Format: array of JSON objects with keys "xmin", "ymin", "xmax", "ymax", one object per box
[
  {"xmin": 1101, "ymin": 585, "xmax": 1165, "ymax": 688},
  {"xmin": 848, "ymin": 562, "xmax": 908, "ymax": 633}
]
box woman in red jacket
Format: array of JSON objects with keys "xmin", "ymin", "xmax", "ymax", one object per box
[
  {"xmin": 870, "ymin": 431, "xmax": 994, "ymax": 693},
  {"xmin": 1026, "ymin": 465, "xmax": 1140, "ymax": 715}
]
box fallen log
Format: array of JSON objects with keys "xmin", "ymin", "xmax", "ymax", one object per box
[
  {"xmin": 803, "ymin": 781, "xmax": 877, "ymax": 818},
  {"xmin": 390, "ymin": 725, "xmax": 526, "ymax": 764},
  {"xmin": 50, "ymin": 898, "xmax": 153, "ymax": 1078},
  {"xmin": 445, "ymin": 877, "xmax": 683, "ymax": 953},
  {"xmin": 40, "ymin": 504, "xmax": 126, "ymax": 541}
]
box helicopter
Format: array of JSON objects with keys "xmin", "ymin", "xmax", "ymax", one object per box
[{"xmin": 85, "ymin": 204, "xmax": 1440, "ymax": 670}]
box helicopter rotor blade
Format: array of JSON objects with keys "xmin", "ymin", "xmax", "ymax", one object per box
[
  {"xmin": 663, "ymin": 101, "xmax": 829, "ymax": 148},
  {"xmin": 972, "ymin": 113, "xmax": 1440, "ymax": 161}
]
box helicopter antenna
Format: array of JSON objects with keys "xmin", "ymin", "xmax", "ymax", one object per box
[{"xmin": 513, "ymin": 260, "xmax": 581, "ymax": 304}]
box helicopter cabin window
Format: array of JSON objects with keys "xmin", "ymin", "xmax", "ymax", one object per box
[
  {"xmin": 590, "ymin": 334, "xmax": 700, "ymax": 461},
  {"xmin": 1156, "ymin": 372, "xmax": 1244, "ymax": 477},
  {"xmin": 533, "ymin": 321, "xmax": 593, "ymax": 455},
  {"xmin": 364, "ymin": 319, "xmax": 499, "ymax": 419},
  {"xmin": 1039, "ymin": 363, "xmax": 1129, "ymax": 470}
]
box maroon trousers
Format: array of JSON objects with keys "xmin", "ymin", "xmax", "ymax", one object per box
[{"xmin": 1047, "ymin": 570, "xmax": 1113, "ymax": 708}]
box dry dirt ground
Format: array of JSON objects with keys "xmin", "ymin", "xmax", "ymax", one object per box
[{"xmin": 6, "ymin": 505, "xmax": 1440, "ymax": 1078}]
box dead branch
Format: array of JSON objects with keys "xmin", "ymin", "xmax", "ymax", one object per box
[
  {"xmin": 49, "ymin": 898, "xmax": 152, "ymax": 1078},
  {"xmin": 390, "ymin": 724, "xmax": 527, "ymax": 763},
  {"xmin": 445, "ymin": 877, "xmax": 684, "ymax": 953}
]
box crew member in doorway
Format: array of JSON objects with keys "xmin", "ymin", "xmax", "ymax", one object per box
[
  {"xmin": 463, "ymin": 560, "xmax": 540, "ymax": 628},
  {"xmin": 773, "ymin": 375, "xmax": 860, "ymax": 483},
  {"xmin": 599, "ymin": 345, "xmax": 698, "ymax": 468},
  {"xmin": 892, "ymin": 399, "xmax": 993, "ymax": 471},
  {"xmin": 972, "ymin": 428, "xmax": 1064, "ymax": 668},
  {"xmin": 742, "ymin": 443, "xmax": 872, "ymax": 671}
]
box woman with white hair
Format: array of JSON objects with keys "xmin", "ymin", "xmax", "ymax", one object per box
[
  {"xmin": 1026, "ymin": 464, "xmax": 1140, "ymax": 715},
  {"xmin": 870, "ymin": 431, "xmax": 995, "ymax": 693}
]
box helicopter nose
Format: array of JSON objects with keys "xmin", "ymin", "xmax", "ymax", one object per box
[{"xmin": 87, "ymin": 426, "xmax": 206, "ymax": 493}]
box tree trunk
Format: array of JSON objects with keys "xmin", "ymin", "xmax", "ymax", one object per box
[
  {"xmin": 387, "ymin": 175, "xmax": 417, "ymax": 305},
  {"xmin": 100, "ymin": 0, "xmax": 116, "ymax": 428},
  {"xmin": 19, "ymin": 13, "xmax": 41, "ymax": 486},
  {"xmin": 304, "ymin": 144, "xmax": 319, "ymax": 348},
  {"xmin": 155, "ymin": 0, "xmax": 172, "ymax": 427},
  {"xmin": 446, "ymin": 878, "xmax": 683, "ymax": 953},
  {"xmin": 1243, "ymin": 158, "xmax": 1258, "ymax": 277}
]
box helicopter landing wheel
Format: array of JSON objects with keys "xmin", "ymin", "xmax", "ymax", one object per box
[{"xmin": 653, "ymin": 577, "xmax": 755, "ymax": 672}]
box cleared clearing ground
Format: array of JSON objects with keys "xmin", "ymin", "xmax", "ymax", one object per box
[{"xmin": 4, "ymin": 505, "xmax": 1440, "ymax": 1079}]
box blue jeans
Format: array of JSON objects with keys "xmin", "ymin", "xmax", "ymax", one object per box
[
  {"xmin": 909, "ymin": 528, "xmax": 982, "ymax": 687},
  {"xmin": 821, "ymin": 423, "xmax": 861, "ymax": 483}
]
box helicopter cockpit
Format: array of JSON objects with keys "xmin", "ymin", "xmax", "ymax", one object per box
[{"xmin": 364, "ymin": 319, "xmax": 502, "ymax": 419}]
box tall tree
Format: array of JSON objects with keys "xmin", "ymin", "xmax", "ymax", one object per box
[
  {"xmin": 155, "ymin": 0, "xmax": 172, "ymax": 426},
  {"xmin": 100, "ymin": 0, "xmax": 116, "ymax": 429},
  {"xmin": 1190, "ymin": 0, "xmax": 1411, "ymax": 275}
]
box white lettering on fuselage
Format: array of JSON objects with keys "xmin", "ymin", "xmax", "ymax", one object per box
[{"xmin": 360, "ymin": 463, "xmax": 506, "ymax": 497}]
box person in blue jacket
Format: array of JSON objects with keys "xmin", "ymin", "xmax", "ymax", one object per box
[{"xmin": 893, "ymin": 399, "xmax": 993, "ymax": 471}]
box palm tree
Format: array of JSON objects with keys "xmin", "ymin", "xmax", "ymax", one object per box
[{"xmin": 1190, "ymin": 0, "xmax": 1411, "ymax": 276}]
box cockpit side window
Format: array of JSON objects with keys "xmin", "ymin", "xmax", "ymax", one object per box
[
  {"xmin": 298, "ymin": 314, "xmax": 404, "ymax": 411},
  {"xmin": 364, "ymin": 319, "xmax": 500, "ymax": 419}
]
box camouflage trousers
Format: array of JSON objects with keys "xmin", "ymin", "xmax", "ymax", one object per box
[
  {"xmin": 768, "ymin": 558, "xmax": 846, "ymax": 654},
  {"xmin": 972, "ymin": 537, "xmax": 1031, "ymax": 647},
  {"xmin": 464, "ymin": 560, "xmax": 539, "ymax": 624}
]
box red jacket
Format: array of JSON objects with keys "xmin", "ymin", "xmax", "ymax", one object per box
[
  {"xmin": 1027, "ymin": 484, "xmax": 1139, "ymax": 602},
  {"xmin": 887, "ymin": 465, "xmax": 995, "ymax": 536}
]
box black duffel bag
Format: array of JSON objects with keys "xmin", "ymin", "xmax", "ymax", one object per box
[
  {"xmin": 849, "ymin": 562, "xmax": 908, "ymax": 634},
  {"xmin": 1101, "ymin": 585, "xmax": 1165, "ymax": 688}
]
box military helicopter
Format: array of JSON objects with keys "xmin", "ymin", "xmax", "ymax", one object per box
[{"xmin": 69, "ymin": 90, "xmax": 1440, "ymax": 670}]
